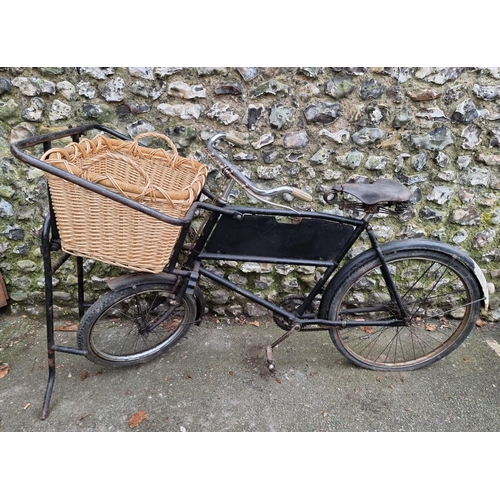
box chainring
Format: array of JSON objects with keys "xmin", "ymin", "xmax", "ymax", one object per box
[{"xmin": 273, "ymin": 295, "xmax": 319, "ymax": 330}]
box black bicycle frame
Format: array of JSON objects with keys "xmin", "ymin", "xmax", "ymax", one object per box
[{"xmin": 182, "ymin": 201, "xmax": 406, "ymax": 330}]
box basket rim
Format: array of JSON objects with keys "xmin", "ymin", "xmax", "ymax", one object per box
[{"xmin": 41, "ymin": 133, "xmax": 208, "ymax": 203}]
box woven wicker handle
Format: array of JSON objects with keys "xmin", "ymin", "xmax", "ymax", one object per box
[
  {"xmin": 85, "ymin": 151, "xmax": 154, "ymax": 202},
  {"xmin": 131, "ymin": 132, "xmax": 178, "ymax": 154},
  {"xmin": 127, "ymin": 132, "xmax": 186, "ymax": 176}
]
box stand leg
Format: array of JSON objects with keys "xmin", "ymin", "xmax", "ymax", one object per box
[
  {"xmin": 41, "ymin": 351, "xmax": 55, "ymax": 420},
  {"xmin": 77, "ymin": 256, "xmax": 85, "ymax": 319},
  {"xmin": 40, "ymin": 216, "xmax": 56, "ymax": 420},
  {"xmin": 266, "ymin": 346, "xmax": 275, "ymax": 372},
  {"xmin": 266, "ymin": 323, "xmax": 300, "ymax": 372}
]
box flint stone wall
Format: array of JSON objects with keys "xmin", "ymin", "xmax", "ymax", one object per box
[{"xmin": 1, "ymin": 67, "xmax": 500, "ymax": 319}]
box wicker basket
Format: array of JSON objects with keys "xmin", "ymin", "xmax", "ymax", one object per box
[{"xmin": 40, "ymin": 132, "xmax": 208, "ymax": 273}]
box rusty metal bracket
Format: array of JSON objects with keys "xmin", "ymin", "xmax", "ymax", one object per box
[{"xmin": 0, "ymin": 272, "xmax": 8, "ymax": 308}]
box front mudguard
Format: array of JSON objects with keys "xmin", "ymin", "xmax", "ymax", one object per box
[
  {"xmin": 107, "ymin": 272, "xmax": 206, "ymax": 326},
  {"xmin": 318, "ymin": 239, "xmax": 489, "ymax": 319}
]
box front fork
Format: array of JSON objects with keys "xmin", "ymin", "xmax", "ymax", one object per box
[{"xmin": 366, "ymin": 224, "xmax": 409, "ymax": 323}]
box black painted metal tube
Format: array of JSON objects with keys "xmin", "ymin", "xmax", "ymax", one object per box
[{"xmin": 40, "ymin": 216, "xmax": 55, "ymax": 420}]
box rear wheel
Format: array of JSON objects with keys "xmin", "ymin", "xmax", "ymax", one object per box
[
  {"xmin": 328, "ymin": 249, "xmax": 482, "ymax": 371},
  {"xmin": 77, "ymin": 283, "xmax": 196, "ymax": 367}
]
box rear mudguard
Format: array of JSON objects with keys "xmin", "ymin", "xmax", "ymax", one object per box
[
  {"xmin": 318, "ymin": 239, "xmax": 489, "ymax": 319},
  {"xmin": 107, "ymin": 272, "xmax": 206, "ymax": 326}
]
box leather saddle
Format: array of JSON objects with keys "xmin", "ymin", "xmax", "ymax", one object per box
[{"xmin": 328, "ymin": 179, "xmax": 412, "ymax": 205}]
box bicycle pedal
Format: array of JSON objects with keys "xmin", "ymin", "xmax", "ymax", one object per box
[{"xmin": 266, "ymin": 345, "xmax": 275, "ymax": 372}]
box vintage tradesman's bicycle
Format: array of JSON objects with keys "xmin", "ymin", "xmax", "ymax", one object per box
[{"xmin": 11, "ymin": 123, "xmax": 489, "ymax": 419}]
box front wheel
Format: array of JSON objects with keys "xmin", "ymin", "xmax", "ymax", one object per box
[
  {"xmin": 328, "ymin": 248, "xmax": 482, "ymax": 371},
  {"xmin": 77, "ymin": 283, "xmax": 197, "ymax": 367}
]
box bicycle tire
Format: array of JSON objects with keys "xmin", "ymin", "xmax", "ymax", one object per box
[
  {"xmin": 77, "ymin": 283, "xmax": 197, "ymax": 367},
  {"xmin": 327, "ymin": 247, "xmax": 482, "ymax": 371}
]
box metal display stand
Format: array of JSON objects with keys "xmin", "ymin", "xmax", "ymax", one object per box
[
  {"xmin": 11, "ymin": 124, "xmax": 195, "ymax": 419},
  {"xmin": 40, "ymin": 212, "xmax": 88, "ymax": 419}
]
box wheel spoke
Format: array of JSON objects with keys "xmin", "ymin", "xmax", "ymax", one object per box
[{"xmin": 406, "ymin": 264, "xmax": 451, "ymax": 320}]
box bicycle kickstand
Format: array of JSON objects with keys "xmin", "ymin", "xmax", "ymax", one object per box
[{"xmin": 266, "ymin": 323, "xmax": 301, "ymax": 372}]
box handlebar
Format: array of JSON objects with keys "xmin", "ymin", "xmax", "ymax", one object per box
[{"xmin": 207, "ymin": 133, "xmax": 313, "ymax": 202}]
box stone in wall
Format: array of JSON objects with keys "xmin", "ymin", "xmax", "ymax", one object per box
[
  {"xmin": 304, "ymin": 102, "xmax": 341, "ymax": 124},
  {"xmin": 411, "ymin": 126, "xmax": 455, "ymax": 151},
  {"xmin": 251, "ymin": 79, "xmax": 289, "ymax": 97},
  {"xmin": 473, "ymin": 84, "xmax": 500, "ymax": 100},
  {"xmin": 215, "ymin": 82, "xmax": 243, "ymax": 95},
  {"xmin": 168, "ymin": 81, "xmax": 206, "ymax": 99},
  {"xmin": 12, "ymin": 77, "xmax": 55, "ymax": 96},
  {"xmin": 49, "ymin": 100, "xmax": 72, "ymax": 121},
  {"xmin": 269, "ymin": 105, "xmax": 293, "ymax": 129},
  {"xmin": 359, "ymin": 78, "xmax": 384, "ymax": 99},
  {"xmin": 0, "ymin": 78, "xmax": 12, "ymax": 95},
  {"xmin": 158, "ymin": 103, "xmax": 202, "ymax": 120},
  {"xmin": 352, "ymin": 127, "xmax": 384, "ymax": 146},
  {"xmin": 206, "ymin": 103, "xmax": 239, "ymax": 125},
  {"xmin": 77, "ymin": 68, "xmax": 113, "ymax": 79},
  {"xmin": 22, "ymin": 98, "xmax": 45, "ymax": 122},
  {"xmin": 101, "ymin": 77, "xmax": 125, "ymax": 102},
  {"xmin": 283, "ymin": 130, "xmax": 308, "ymax": 148}
]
